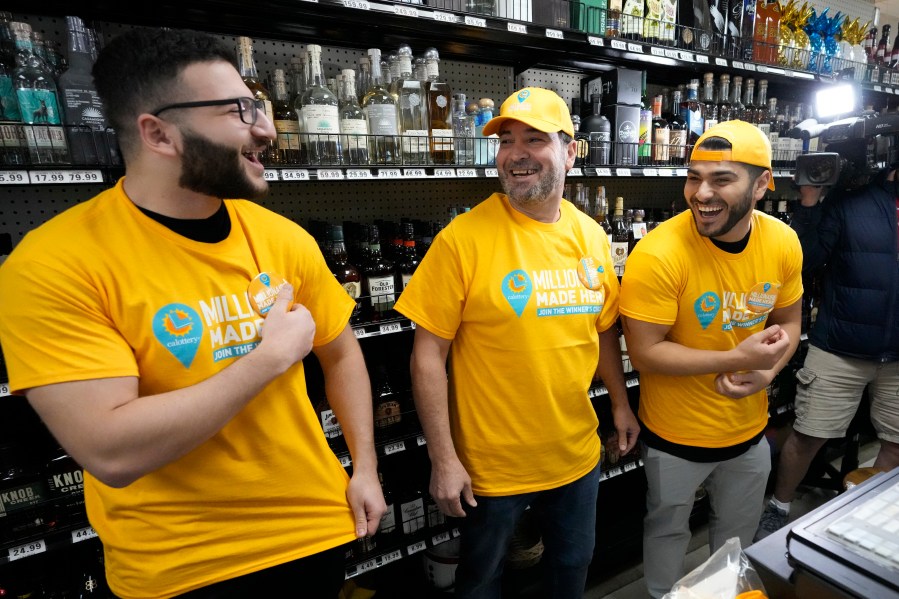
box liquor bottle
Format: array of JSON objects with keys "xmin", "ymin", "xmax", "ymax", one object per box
[
  {"xmin": 387, "ymin": 52, "xmax": 401, "ymax": 102},
  {"xmin": 606, "ymin": 0, "xmax": 622, "ymax": 37},
  {"xmin": 665, "ymin": 88, "xmax": 686, "ymax": 166},
  {"xmin": 11, "ymin": 21, "xmax": 69, "ymax": 165},
  {"xmin": 571, "ymin": 98, "xmax": 588, "ymax": 168},
  {"xmin": 628, "ymin": 209, "xmax": 646, "ymax": 253},
  {"xmin": 451, "ymin": 92, "xmax": 474, "ymax": 166},
  {"xmin": 473, "ymin": 97, "xmax": 496, "ymax": 166},
  {"xmin": 57, "ymin": 16, "xmax": 111, "ymax": 166},
  {"xmin": 395, "ymin": 44, "xmax": 430, "ymax": 165},
  {"xmin": 397, "ymin": 465, "xmax": 425, "ymax": 536},
  {"xmin": 338, "ymin": 69, "xmax": 369, "ymax": 166},
  {"xmin": 572, "ymin": 182, "xmax": 588, "ymax": 213},
  {"xmin": 622, "ymin": 0, "xmax": 645, "ymax": 40},
  {"xmin": 236, "ymin": 36, "xmax": 274, "ymax": 163},
  {"xmin": 0, "ymin": 15, "xmax": 25, "ymax": 167},
  {"xmin": 876, "ymin": 24, "xmax": 891, "ymax": 64},
  {"xmin": 775, "ymin": 198, "xmax": 791, "ymax": 225},
  {"xmin": 581, "ymin": 92, "xmax": 610, "ymax": 165},
  {"xmin": 376, "ymin": 470, "xmax": 398, "ymax": 546},
  {"xmin": 269, "ymin": 68, "xmax": 300, "ymax": 165},
  {"xmin": 700, "ymin": 72, "xmax": 717, "ymax": 132},
  {"xmin": 287, "ymin": 53, "xmax": 309, "ymax": 165},
  {"xmin": 593, "ymin": 186, "xmax": 613, "ymax": 235},
  {"xmin": 424, "ymin": 48, "xmax": 454, "ymax": 165},
  {"xmin": 362, "ymin": 48, "xmax": 400, "ymax": 165},
  {"xmin": 44, "ymin": 445, "xmax": 85, "ymax": 529},
  {"xmin": 643, "ymin": 0, "xmax": 662, "ymax": 43},
  {"xmin": 363, "ymin": 224, "xmax": 396, "ymax": 321},
  {"xmin": 356, "ymin": 55, "xmax": 371, "ymax": 104},
  {"xmin": 730, "ymin": 75, "xmax": 745, "ymax": 118},
  {"xmin": 300, "ymin": 44, "xmax": 342, "ymax": 165},
  {"xmin": 327, "ymin": 224, "xmax": 362, "ymax": 324},
  {"xmin": 75, "ymin": 544, "xmax": 110, "ymax": 598},
  {"xmin": 396, "ymin": 221, "xmax": 419, "ymax": 292},
  {"xmin": 680, "ymin": 79, "xmax": 703, "ymax": 144},
  {"xmin": 372, "ymin": 363, "xmax": 402, "ymax": 436},
  {"xmin": 651, "ymin": 94, "xmax": 669, "ymax": 164},
  {"xmin": 0, "ymin": 440, "xmax": 50, "ymax": 539},
  {"xmin": 754, "ymin": 79, "xmax": 769, "ymax": 131},
  {"xmin": 610, "ymin": 197, "xmax": 629, "ymax": 277},
  {"xmin": 741, "ymin": 78, "xmax": 756, "ymax": 122},
  {"xmin": 638, "ymin": 102, "xmax": 652, "ymax": 165},
  {"xmin": 865, "ymin": 26, "xmax": 877, "ymax": 62},
  {"xmin": 716, "ymin": 74, "xmax": 732, "ymax": 122}
]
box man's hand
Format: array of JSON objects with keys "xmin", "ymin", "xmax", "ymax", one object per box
[
  {"xmin": 612, "ymin": 402, "xmax": 640, "ymax": 455},
  {"xmin": 714, "ymin": 370, "xmax": 772, "ymax": 399},
  {"xmin": 732, "ymin": 324, "xmax": 791, "ymax": 372},
  {"xmin": 346, "ymin": 469, "xmax": 387, "ymax": 538},
  {"xmin": 429, "ymin": 456, "xmax": 477, "ymax": 518},
  {"xmin": 258, "ymin": 284, "xmax": 315, "ymax": 372}
]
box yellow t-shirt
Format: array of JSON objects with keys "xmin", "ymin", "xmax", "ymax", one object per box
[
  {"xmin": 0, "ymin": 180, "xmax": 357, "ymax": 598},
  {"xmin": 620, "ymin": 209, "xmax": 803, "ymax": 448},
  {"xmin": 395, "ymin": 193, "xmax": 619, "ymax": 496}
]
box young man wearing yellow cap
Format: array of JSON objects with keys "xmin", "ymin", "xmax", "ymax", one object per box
[
  {"xmin": 619, "ymin": 120, "xmax": 803, "ymax": 598},
  {"xmin": 395, "ymin": 87, "xmax": 639, "ymax": 598}
]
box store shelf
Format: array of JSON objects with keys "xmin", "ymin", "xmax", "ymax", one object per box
[
  {"xmin": 0, "ymin": 522, "xmax": 96, "ymax": 567},
  {"xmin": 344, "ymin": 524, "xmax": 460, "ymax": 580}
]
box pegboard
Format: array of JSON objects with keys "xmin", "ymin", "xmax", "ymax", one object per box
[{"xmin": 516, "ymin": 67, "xmax": 584, "ymax": 108}]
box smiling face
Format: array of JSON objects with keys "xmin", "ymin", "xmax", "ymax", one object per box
[
  {"xmin": 495, "ymin": 120, "xmax": 575, "ymax": 210},
  {"xmin": 683, "ymin": 160, "xmax": 770, "ymax": 242}
]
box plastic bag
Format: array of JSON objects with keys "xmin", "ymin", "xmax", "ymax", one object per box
[{"xmin": 662, "ymin": 537, "xmax": 768, "ymax": 599}]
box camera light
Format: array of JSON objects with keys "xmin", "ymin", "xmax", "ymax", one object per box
[{"xmin": 815, "ymin": 84, "xmax": 857, "ymax": 120}]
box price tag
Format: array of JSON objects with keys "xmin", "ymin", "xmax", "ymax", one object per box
[
  {"xmin": 607, "ymin": 466, "xmax": 623, "ymax": 479},
  {"xmin": 357, "ymin": 558, "xmax": 378, "ymax": 575},
  {"xmin": 675, "ymin": 169, "xmax": 688, "ymax": 177},
  {"xmin": 433, "ymin": 168, "xmax": 456, "ymax": 178},
  {"xmin": 507, "ymin": 22, "xmax": 527, "ymax": 34},
  {"xmin": 340, "ymin": 454, "xmax": 352, "ymax": 468},
  {"xmin": 658, "ymin": 168, "xmax": 674, "ymax": 176},
  {"xmin": 615, "ymin": 168, "xmax": 631, "ymax": 177},
  {"xmin": 546, "ymin": 29, "xmax": 564, "ymax": 40},
  {"xmin": 410, "ymin": 321, "xmax": 416, "ymax": 329},
  {"xmin": 696, "ymin": 54, "xmax": 710, "ymax": 64},
  {"xmin": 0, "ymin": 383, "xmax": 9, "ymax": 397},
  {"xmin": 408, "ymin": 540, "xmax": 427, "ymax": 555},
  {"xmin": 484, "ymin": 168, "xmax": 498, "ymax": 177},
  {"xmin": 417, "ymin": 435, "xmax": 427, "ymax": 446},
  {"xmin": 732, "ymin": 61, "xmax": 745, "ymax": 70},
  {"xmin": 715, "ymin": 58, "xmax": 729, "ymax": 67},
  {"xmin": 650, "ymin": 47, "xmax": 665, "ymax": 57},
  {"xmin": 432, "ymin": 10, "xmax": 456, "ymax": 23},
  {"xmin": 611, "ymin": 39, "xmax": 627, "ymax": 51},
  {"xmin": 317, "ymin": 169, "xmax": 343, "ymax": 180},
  {"xmin": 642, "ymin": 168, "xmax": 658, "ymax": 177},
  {"xmin": 678, "ymin": 51, "xmax": 694, "ymax": 62},
  {"xmin": 464, "ymin": 15, "xmax": 486, "ymax": 27},
  {"xmin": 394, "ymin": 4, "xmax": 418, "ymax": 17},
  {"xmin": 353, "ymin": 327, "xmax": 368, "ymax": 339},
  {"xmin": 378, "ymin": 168, "xmax": 402, "ymax": 179},
  {"xmin": 626, "ymin": 43, "xmax": 643, "ymax": 53},
  {"xmin": 456, "ymin": 168, "xmax": 477, "ymax": 177},
  {"xmin": 626, "ymin": 377, "xmax": 640, "ymax": 388},
  {"xmin": 664, "ymin": 49, "xmax": 679, "ymax": 59},
  {"xmin": 587, "ymin": 36, "xmax": 604, "ymax": 46},
  {"xmin": 9, "ymin": 539, "xmax": 46, "ymax": 561},
  {"xmin": 342, "ymin": 0, "xmax": 370, "ymax": 9},
  {"xmin": 567, "ymin": 167, "xmax": 583, "ymax": 177},
  {"xmin": 346, "ymin": 169, "xmax": 372, "ymax": 180},
  {"xmin": 72, "ymin": 526, "xmax": 98, "ymax": 543},
  {"xmin": 383, "ymin": 549, "xmax": 403, "ymax": 564},
  {"xmin": 280, "ymin": 169, "xmax": 309, "ymax": 181},
  {"xmin": 744, "ymin": 62, "xmax": 756, "ymax": 71},
  {"xmin": 432, "ymin": 531, "xmax": 451, "ymax": 545},
  {"xmin": 756, "ymin": 64, "xmax": 768, "ymax": 73},
  {"xmin": 596, "ymin": 168, "xmax": 612, "ymax": 177},
  {"xmin": 29, "ymin": 170, "xmax": 102, "ymax": 184},
  {"xmin": 0, "ymin": 170, "xmax": 28, "ymax": 184},
  {"xmin": 875, "ymin": 85, "xmax": 883, "ymax": 92},
  {"xmin": 403, "ymin": 168, "xmax": 426, "ymax": 178},
  {"xmin": 384, "ymin": 440, "xmax": 406, "ymax": 455},
  {"xmin": 452, "ymin": 527, "xmax": 461, "ymax": 537},
  {"xmin": 624, "ymin": 461, "xmax": 638, "ymax": 472},
  {"xmin": 262, "ymin": 169, "xmax": 279, "ymax": 181},
  {"xmin": 379, "ymin": 322, "xmax": 402, "ymax": 335}
]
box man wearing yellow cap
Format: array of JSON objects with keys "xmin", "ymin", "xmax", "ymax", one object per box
[
  {"xmin": 619, "ymin": 120, "xmax": 803, "ymax": 597},
  {"xmin": 395, "ymin": 87, "xmax": 639, "ymax": 597}
]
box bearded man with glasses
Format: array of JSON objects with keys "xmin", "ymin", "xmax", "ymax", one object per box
[{"xmin": 0, "ymin": 27, "xmax": 385, "ymax": 599}]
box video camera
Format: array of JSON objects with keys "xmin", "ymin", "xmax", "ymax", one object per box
[{"xmin": 792, "ymin": 112, "xmax": 899, "ymax": 190}]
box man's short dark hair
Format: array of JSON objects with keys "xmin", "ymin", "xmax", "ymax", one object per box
[
  {"xmin": 697, "ymin": 136, "xmax": 768, "ymax": 184},
  {"xmin": 92, "ymin": 27, "xmax": 236, "ymax": 158}
]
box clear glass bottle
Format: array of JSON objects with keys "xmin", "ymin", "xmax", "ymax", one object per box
[
  {"xmin": 300, "ymin": 44, "xmax": 342, "ymax": 165},
  {"xmin": 236, "ymin": 36, "xmax": 275, "ymax": 162},
  {"xmin": 716, "ymin": 74, "xmax": 732, "ymax": 123},
  {"xmin": 0, "ymin": 13, "xmax": 25, "ymax": 166},
  {"xmin": 362, "ymin": 48, "xmax": 400, "ymax": 165},
  {"xmin": 730, "ymin": 75, "xmax": 745, "ymax": 119},
  {"xmin": 425, "ymin": 48, "xmax": 454, "ymax": 165},
  {"xmin": 396, "ymin": 44, "xmax": 430, "ymax": 165},
  {"xmin": 741, "ymin": 77, "xmax": 756, "ymax": 122},
  {"xmin": 593, "ymin": 185, "xmax": 612, "ymax": 235},
  {"xmin": 338, "ymin": 68, "xmax": 370, "ymax": 166},
  {"xmin": 288, "ymin": 52, "xmax": 309, "ymax": 165},
  {"xmin": 753, "ymin": 79, "xmax": 769, "ymax": 129},
  {"xmin": 451, "ymin": 92, "xmax": 474, "ymax": 166},
  {"xmin": 700, "ymin": 72, "xmax": 718, "ymax": 131},
  {"xmin": 11, "ymin": 21, "xmax": 68, "ymax": 165},
  {"xmin": 270, "ymin": 68, "xmax": 300, "ymax": 165},
  {"xmin": 356, "ymin": 55, "xmax": 371, "ymax": 104}
]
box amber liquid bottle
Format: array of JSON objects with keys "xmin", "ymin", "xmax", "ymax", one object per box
[
  {"xmin": 328, "ymin": 224, "xmax": 362, "ymax": 324},
  {"xmin": 236, "ymin": 36, "xmax": 275, "ymax": 162}
]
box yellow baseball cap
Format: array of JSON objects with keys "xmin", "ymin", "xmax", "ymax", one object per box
[
  {"xmin": 482, "ymin": 87, "xmax": 575, "ymax": 138},
  {"xmin": 691, "ymin": 120, "xmax": 775, "ymax": 190}
]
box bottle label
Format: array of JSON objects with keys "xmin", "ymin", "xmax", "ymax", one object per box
[
  {"xmin": 340, "ymin": 118, "xmax": 369, "ymax": 151},
  {"xmin": 343, "ymin": 280, "xmax": 361, "ymax": 299},
  {"xmin": 47, "ymin": 469, "xmax": 84, "ymax": 497},
  {"xmin": 402, "ymin": 273, "xmax": 413, "ymax": 289},
  {"xmin": 61, "ymin": 88, "xmax": 106, "ymax": 128},
  {"xmin": 23, "ymin": 123, "xmax": 67, "ymax": 151},
  {"xmin": 401, "ymin": 129, "xmax": 429, "ymax": 154},
  {"xmin": 401, "ymin": 497, "xmax": 425, "ymax": 534},
  {"xmin": 320, "ymin": 408, "xmax": 343, "ymax": 438},
  {"xmin": 611, "ymin": 241, "xmax": 629, "ymax": 277},
  {"xmin": 0, "ymin": 123, "xmax": 26, "ymax": 149},
  {"xmin": 17, "ymin": 88, "xmax": 63, "ymax": 125},
  {"xmin": 380, "ymin": 503, "xmax": 397, "ymax": 533},
  {"xmin": 375, "ymin": 398, "xmax": 402, "ymax": 427},
  {"xmin": 364, "ymin": 104, "xmax": 399, "ymax": 135},
  {"xmin": 431, "ymin": 128, "xmax": 454, "ymax": 152},
  {"xmin": 274, "ymin": 118, "xmax": 300, "ymax": 150},
  {"xmin": 366, "ymin": 275, "xmax": 396, "ymax": 309},
  {"xmin": 302, "ymin": 104, "xmax": 340, "ymax": 134},
  {"xmin": 0, "ymin": 481, "xmax": 49, "ymax": 513},
  {"xmin": 0, "ymin": 75, "xmax": 21, "ymax": 120},
  {"xmin": 669, "ymin": 129, "xmax": 686, "ymax": 159},
  {"xmin": 653, "ymin": 127, "xmax": 670, "ymax": 162},
  {"xmin": 427, "ymin": 500, "xmax": 445, "ymax": 527}
]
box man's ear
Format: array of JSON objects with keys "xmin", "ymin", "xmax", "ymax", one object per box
[{"xmin": 136, "ymin": 114, "xmax": 179, "ymax": 157}]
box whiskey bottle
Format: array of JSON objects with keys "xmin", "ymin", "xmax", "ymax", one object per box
[
  {"xmin": 270, "ymin": 68, "xmax": 300, "ymax": 165},
  {"xmin": 11, "ymin": 21, "xmax": 69, "ymax": 165},
  {"xmin": 362, "ymin": 48, "xmax": 400, "ymax": 165},
  {"xmin": 300, "ymin": 44, "xmax": 342, "ymax": 165},
  {"xmin": 363, "ymin": 224, "xmax": 396, "ymax": 321},
  {"xmin": 44, "ymin": 445, "xmax": 85, "ymax": 529},
  {"xmin": 376, "ymin": 470, "xmax": 398, "ymax": 545},
  {"xmin": 424, "ymin": 48, "xmax": 454, "ymax": 165},
  {"xmin": 396, "ymin": 221, "xmax": 420, "ymax": 292},
  {"xmin": 593, "ymin": 186, "xmax": 613, "ymax": 235},
  {"xmin": 610, "ymin": 197, "xmax": 629, "ymax": 277},
  {"xmin": 396, "ymin": 44, "xmax": 430, "ymax": 165},
  {"xmin": 328, "ymin": 224, "xmax": 362, "ymax": 324},
  {"xmin": 236, "ymin": 36, "xmax": 274, "ymax": 162},
  {"xmin": 338, "ymin": 69, "xmax": 369, "ymax": 166}
]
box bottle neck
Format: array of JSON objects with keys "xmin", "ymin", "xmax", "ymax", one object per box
[{"xmin": 238, "ymin": 39, "xmax": 259, "ymax": 79}]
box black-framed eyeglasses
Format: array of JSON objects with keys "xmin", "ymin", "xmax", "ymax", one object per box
[{"xmin": 151, "ymin": 97, "xmax": 265, "ymax": 126}]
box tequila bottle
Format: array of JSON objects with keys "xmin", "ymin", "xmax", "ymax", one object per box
[
  {"xmin": 451, "ymin": 92, "xmax": 474, "ymax": 165},
  {"xmin": 425, "ymin": 48, "xmax": 454, "ymax": 165},
  {"xmin": 11, "ymin": 21, "xmax": 68, "ymax": 164},
  {"xmin": 362, "ymin": 48, "xmax": 400, "ymax": 165},
  {"xmin": 0, "ymin": 14, "xmax": 25, "ymax": 166},
  {"xmin": 300, "ymin": 44, "xmax": 341, "ymax": 165},
  {"xmin": 288, "ymin": 53, "xmax": 309, "ymax": 164},
  {"xmin": 338, "ymin": 68, "xmax": 370, "ymax": 165},
  {"xmin": 396, "ymin": 44, "xmax": 430, "ymax": 165},
  {"xmin": 236, "ymin": 36, "xmax": 275, "ymax": 162},
  {"xmin": 270, "ymin": 68, "xmax": 301, "ymax": 164}
]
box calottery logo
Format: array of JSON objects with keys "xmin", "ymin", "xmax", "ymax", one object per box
[
  {"xmin": 694, "ymin": 291, "xmax": 721, "ymax": 330},
  {"xmin": 153, "ymin": 303, "xmax": 203, "ymax": 368},
  {"xmin": 518, "ymin": 89, "xmax": 531, "ymax": 103},
  {"xmin": 502, "ymin": 270, "xmax": 533, "ymax": 317}
]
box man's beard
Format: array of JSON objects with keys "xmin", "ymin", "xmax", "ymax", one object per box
[
  {"xmin": 691, "ymin": 183, "xmax": 755, "ymax": 239},
  {"xmin": 498, "ymin": 160, "xmax": 564, "ymax": 206},
  {"xmin": 178, "ymin": 129, "xmax": 268, "ymax": 200}
]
